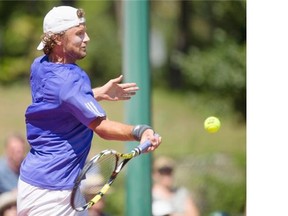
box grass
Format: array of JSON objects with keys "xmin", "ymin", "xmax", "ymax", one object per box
[{"xmin": 0, "ymin": 84, "xmax": 246, "ymax": 216}]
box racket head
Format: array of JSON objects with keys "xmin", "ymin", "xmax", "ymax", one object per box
[
  {"xmin": 71, "ymin": 150, "xmax": 118, "ymax": 212},
  {"xmin": 71, "ymin": 139, "xmax": 153, "ymax": 212}
]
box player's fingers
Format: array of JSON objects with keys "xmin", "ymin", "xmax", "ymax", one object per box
[
  {"xmin": 123, "ymin": 91, "xmax": 136, "ymax": 96},
  {"xmin": 119, "ymin": 91, "xmax": 137, "ymax": 100},
  {"xmin": 110, "ymin": 75, "xmax": 123, "ymax": 84},
  {"xmin": 149, "ymin": 134, "xmax": 161, "ymax": 150},
  {"xmin": 148, "ymin": 143, "xmax": 160, "ymax": 152},
  {"xmin": 118, "ymin": 83, "xmax": 139, "ymax": 89},
  {"xmin": 116, "ymin": 96, "xmax": 131, "ymax": 101}
]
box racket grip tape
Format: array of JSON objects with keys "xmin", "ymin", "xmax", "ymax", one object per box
[
  {"xmin": 138, "ymin": 133, "xmax": 160, "ymax": 152},
  {"xmin": 138, "ymin": 140, "xmax": 152, "ymax": 152}
]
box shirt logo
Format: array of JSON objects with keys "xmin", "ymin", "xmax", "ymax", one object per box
[{"xmin": 85, "ymin": 101, "xmax": 102, "ymax": 116}]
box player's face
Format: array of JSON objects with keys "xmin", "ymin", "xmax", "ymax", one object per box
[{"xmin": 61, "ymin": 24, "xmax": 90, "ymax": 63}]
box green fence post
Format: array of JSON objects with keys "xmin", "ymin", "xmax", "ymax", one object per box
[{"xmin": 123, "ymin": 0, "xmax": 152, "ymax": 216}]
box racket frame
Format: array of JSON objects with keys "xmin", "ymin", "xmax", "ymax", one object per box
[{"xmin": 71, "ymin": 140, "xmax": 151, "ymax": 212}]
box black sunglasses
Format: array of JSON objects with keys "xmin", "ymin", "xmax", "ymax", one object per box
[{"xmin": 158, "ymin": 167, "xmax": 173, "ymax": 175}]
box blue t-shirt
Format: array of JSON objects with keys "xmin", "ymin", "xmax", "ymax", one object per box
[{"xmin": 20, "ymin": 55, "xmax": 106, "ymax": 190}]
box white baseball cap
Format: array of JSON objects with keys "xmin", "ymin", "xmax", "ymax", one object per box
[{"xmin": 37, "ymin": 6, "xmax": 86, "ymax": 50}]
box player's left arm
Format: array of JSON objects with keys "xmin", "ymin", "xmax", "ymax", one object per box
[{"xmin": 92, "ymin": 75, "xmax": 139, "ymax": 101}]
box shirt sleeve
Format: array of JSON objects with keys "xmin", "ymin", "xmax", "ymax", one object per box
[{"xmin": 58, "ymin": 70, "xmax": 106, "ymax": 127}]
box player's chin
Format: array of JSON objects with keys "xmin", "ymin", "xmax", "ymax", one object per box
[{"xmin": 78, "ymin": 52, "xmax": 87, "ymax": 59}]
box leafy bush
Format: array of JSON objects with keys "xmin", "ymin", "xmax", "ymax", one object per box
[{"xmin": 172, "ymin": 40, "xmax": 246, "ymax": 120}]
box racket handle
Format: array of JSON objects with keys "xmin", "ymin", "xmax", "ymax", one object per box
[
  {"xmin": 137, "ymin": 133, "xmax": 159, "ymax": 153},
  {"xmin": 138, "ymin": 140, "xmax": 152, "ymax": 152}
]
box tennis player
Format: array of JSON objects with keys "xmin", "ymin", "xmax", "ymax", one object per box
[{"xmin": 17, "ymin": 6, "xmax": 161, "ymax": 216}]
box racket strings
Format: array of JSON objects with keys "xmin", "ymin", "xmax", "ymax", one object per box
[{"xmin": 72, "ymin": 153, "xmax": 118, "ymax": 210}]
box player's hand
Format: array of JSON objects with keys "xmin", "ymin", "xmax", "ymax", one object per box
[
  {"xmin": 93, "ymin": 75, "xmax": 139, "ymax": 101},
  {"xmin": 140, "ymin": 129, "xmax": 162, "ymax": 152}
]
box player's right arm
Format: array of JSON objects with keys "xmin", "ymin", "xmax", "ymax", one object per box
[
  {"xmin": 88, "ymin": 117, "xmax": 135, "ymax": 141},
  {"xmin": 88, "ymin": 117, "xmax": 161, "ymax": 151}
]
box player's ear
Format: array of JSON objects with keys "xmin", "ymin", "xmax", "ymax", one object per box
[{"xmin": 54, "ymin": 34, "xmax": 64, "ymax": 46}]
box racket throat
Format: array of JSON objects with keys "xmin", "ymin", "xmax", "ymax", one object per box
[
  {"xmin": 131, "ymin": 148, "xmax": 141, "ymax": 156},
  {"xmin": 87, "ymin": 201, "xmax": 95, "ymax": 209}
]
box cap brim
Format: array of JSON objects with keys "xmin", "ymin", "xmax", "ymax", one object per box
[{"xmin": 37, "ymin": 41, "xmax": 44, "ymax": 50}]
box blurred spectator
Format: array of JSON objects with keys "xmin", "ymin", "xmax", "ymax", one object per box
[
  {"xmin": 82, "ymin": 173, "xmax": 110, "ymax": 216},
  {"xmin": 152, "ymin": 156, "xmax": 200, "ymax": 216},
  {"xmin": 0, "ymin": 190, "xmax": 17, "ymax": 216},
  {"xmin": 0, "ymin": 133, "xmax": 27, "ymax": 194}
]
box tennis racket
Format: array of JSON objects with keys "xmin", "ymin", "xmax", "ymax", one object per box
[{"xmin": 70, "ymin": 140, "xmax": 152, "ymax": 212}]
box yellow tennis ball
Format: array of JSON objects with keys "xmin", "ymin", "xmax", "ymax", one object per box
[{"xmin": 204, "ymin": 116, "xmax": 221, "ymax": 133}]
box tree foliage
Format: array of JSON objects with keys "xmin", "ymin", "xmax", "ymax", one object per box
[{"xmin": 150, "ymin": 0, "xmax": 246, "ymax": 120}]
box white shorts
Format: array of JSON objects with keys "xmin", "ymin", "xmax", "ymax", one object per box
[{"xmin": 17, "ymin": 178, "xmax": 88, "ymax": 216}]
